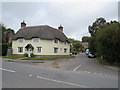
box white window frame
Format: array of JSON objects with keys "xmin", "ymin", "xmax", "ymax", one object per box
[
  {"xmin": 18, "ymin": 38, "xmax": 24, "ymax": 43},
  {"xmin": 37, "ymin": 47, "xmax": 42, "ymax": 53},
  {"xmin": 64, "ymin": 41, "xmax": 67, "ymax": 45},
  {"xmin": 18, "ymin": 47, "xmax": 23, "ymax": 53},
  {"xmin": 33, "ymin": 38, "xmax": 39, "ymax": 42},
  {"xmin": 64, "ymin": 48, "xmax": 67, "ymax": 53},
  {"xmin": 54, "ymin": 39, "xmax": 59, "ymax": 43},
  {"xmin": 54, "ymin": 47, "xmax": 58, "ymax": 53}
]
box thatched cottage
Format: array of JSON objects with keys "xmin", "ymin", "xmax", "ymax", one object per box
[{"xmin": 12, "ymin": 21, "xmax": 70, "ymax": 58}]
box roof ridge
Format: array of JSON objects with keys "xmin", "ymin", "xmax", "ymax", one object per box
[{"xmin": 24, "ymin": 25, "xmax": 49, "ymax": 28}]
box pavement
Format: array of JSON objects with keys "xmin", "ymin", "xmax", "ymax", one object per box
[{"xmin": 1, "ymin": 60, "xmax": 118, "ymax": 88}]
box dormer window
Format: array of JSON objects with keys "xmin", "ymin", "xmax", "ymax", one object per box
[
  {"xmin": 33, "ymin": 38, "xmax": 39, "ymax": 42},
  {"xmin": 18, "ymin": 38, "xmax": 24, "ymax": 43},
  {"xmin": 54, "ymin": 39, "xmax": 59, "ymax": 43},
  {"xmin": 65, "ymin": 41, "xmax": 67, "ymax": 45}
]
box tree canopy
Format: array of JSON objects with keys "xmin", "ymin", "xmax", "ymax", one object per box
[{"xmin": 88, "ymin": 17, "xmax": 106, "ymax": 37}]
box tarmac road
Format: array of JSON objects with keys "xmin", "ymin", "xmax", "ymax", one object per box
[{"xmin": 2, "ymin": 60, "xmax": 118, "ymax": 88}]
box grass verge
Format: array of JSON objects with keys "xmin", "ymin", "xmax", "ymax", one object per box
[
  {"xmin": 0, "ymin": 56, "xmax": 21, "ymax": 59},
  {"xmin": 97, "ymin": 57, "xmax": 120, "ymax": 67},
  {"xmin": 21, "ymin": 56, "xmax": 76, "ymax": 60}
]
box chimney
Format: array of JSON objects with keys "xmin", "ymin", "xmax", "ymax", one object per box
[
  {"xmin": 58, "ymin": 25, "xmax": 63, "ymax": 32},
  {"xmin": 21, "ymin": 21, "xmax": 26, "ymax": 28}
]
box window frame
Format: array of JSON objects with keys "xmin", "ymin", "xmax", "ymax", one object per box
[
  {"xmin": 54, "ymin": 47, "xmax": 58, "ymax": 53},
  {"xmin": 54, "ymin": 39, "xmax": 59, "ymax": 43},
  {"xmin": 18, "ymin": 47, "xmax": 23, "ymax": 53},
  {"xmin": 33, "ymin": 38, "xmax": 39, "ymax": 42},
  {"xmin": 18, "ymin": 38, "xmax": 24, "ymax": 43},
  {"xmin": 64, "ymin": 48, "xmax": 67, "ymax": 53},
  {"xmin": 37, "ymin": 47, "xmax": 42, "ymax": 53}
]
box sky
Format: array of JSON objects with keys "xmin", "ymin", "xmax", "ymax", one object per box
[{"xmin": 1, "ymin": 0, "xmax": 119, "ymax": 40}]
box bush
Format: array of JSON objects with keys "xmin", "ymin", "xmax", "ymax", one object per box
[
  {"xmin": 30, "ymin": 53, "xmax": 34, "ymax": 57},
  {"xmin": 24, "ymin": 53, "xmax": 28, "ymax": 57},
  {"xmin": 1, "ymin": 43, "xmax": 8, "ymax": 56}
]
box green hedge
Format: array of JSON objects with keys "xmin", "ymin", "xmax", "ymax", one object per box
[
  {"xmin": 0, "ymin": 43, "xmax": 12, "ymax": 56},
  {"xmin": 95, "ymin": 22, "xmax": 120, "ymax": 64}
]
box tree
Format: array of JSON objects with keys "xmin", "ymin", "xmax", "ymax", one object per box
[
  {"xmin": 82, "ymin": 36, "xmax": 91, "ymax": 42},
  {"xmin": 68, "ymin": 38, "xmax": 82, "ymax": 55},
  {"xmin": 0, "ymin": 22, "xmax": 15, "ymax": 56},
  {"xmin": 95, "ymin": 21, "xmax": 120, "ymax": 64},
  {"xmin": 88, "ymin": 17, "xmax": 106, "ymax": 37}
]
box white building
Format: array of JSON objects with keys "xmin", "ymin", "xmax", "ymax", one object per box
[{"xmin": 12, "ymin": 21, "xmax": 70, "ymax": 58}]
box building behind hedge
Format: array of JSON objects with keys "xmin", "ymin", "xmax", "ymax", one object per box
[{"xmin": 12, "ymin": 21, "xmax": 70, "ymax": 57}]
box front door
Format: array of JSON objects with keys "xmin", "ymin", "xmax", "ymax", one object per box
[{"xmin": 27, "ymin": 48, "xmax": 32, "ymax": 57}]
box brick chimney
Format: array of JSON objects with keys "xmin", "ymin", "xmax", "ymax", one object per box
[
  {"xmin": 21, "ymin": 21, "xmax": 26, "ymax": 28},
  {"xmin": 58, "ymin": 25, "xmax": 63, "ymax": 32}
]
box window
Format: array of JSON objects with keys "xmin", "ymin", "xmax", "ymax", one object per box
[
  {"xmin": 54, "ymin": 48, "xmax": 58, "ymax": 53},
  {"xmin": 33, "ymin": 38, "xmax": 39, "ymax": 42},
  {"xmin": 64, "ymin": 48, "xmax": 67, "ymax": 53},
  {"xmin": 18, "ymin": 47, "xmax": 23, "ymax": 53},
  {"xmin": 37, "ymin": 47, "xmax": 42, "ymax": 52},
  {"xmin": 54, "ymin": 39, "xmax": 59, "ymax": 43},
  {"xmin": 65, "ymin": 41, "xmax": 67, "ymax": 45},
  {"xmin": 18, "ymin": 38, "xmax": 24, "ymax": 43}
]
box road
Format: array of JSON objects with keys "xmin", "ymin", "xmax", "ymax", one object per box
[
  {"xmin": 59, "ymin": 53, "xmax": 118, "ymax": 77},
  {"xmin": 2, "ymin": 59, "xmax": 118, "ymax": 88}
]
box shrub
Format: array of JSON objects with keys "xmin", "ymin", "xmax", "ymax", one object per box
[
  {"xmin": 30, "ymin": 53, "xmax": 34, "ymax": 57},
  {"xmin": 24, "ymin": 53, "xmax": 28, "ymax": 57},
  {"xmin": 1, "ymin": 43, "xmax": 8, "ymax": 56}
]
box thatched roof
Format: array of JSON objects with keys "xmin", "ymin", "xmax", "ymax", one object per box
[{"xmin": 12, "ymin": 25, "xmax": 68, "ymax": 42}]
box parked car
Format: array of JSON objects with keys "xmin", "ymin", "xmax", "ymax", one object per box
[
  {"xmin": 85, "ymin": 49, "xmax": 89, "ymax": 55},
  {"xmin": 85, "ymin": 51, "xmax": 89, "ymax": 55},
  {"xmin": 88, "ymin": 52, "xmax": 96, "ymax": 58}
]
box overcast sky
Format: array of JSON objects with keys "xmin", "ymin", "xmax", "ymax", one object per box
[{"xmin": 2, "ymin": 0, "xmax": 118, "ymax": 40}]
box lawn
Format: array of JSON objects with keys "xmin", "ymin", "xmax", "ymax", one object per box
[
  {"xmin": 22, "ymin": 56, "xmax": 76, "ymax": 60},
  {"xmin": 0, "ymin": 56, "xmax": 21, "ymax": 59}
]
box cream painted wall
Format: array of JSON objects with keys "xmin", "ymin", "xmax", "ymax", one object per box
[{"xmin": 12, "ymin": 39, "xmax": 70, "ymax": 55}]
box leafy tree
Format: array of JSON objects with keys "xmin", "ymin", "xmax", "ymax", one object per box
[
  {"xmin": 88, "ymin": 37, "xmax": 96, "ymax": 53},
  {"xmin": 0, "ymin": 22, "xmax": 15, "ymax": 56},
  {"xmin": 88, "ymin": 17, "xmax": 106, "ymax": 37},
  {"xmin": 82, "ymin": 36, "xmax": 91, "ymax": 42},
  {"xmin": 95, "ymin": 21, "xmax": 120, "ymax": 64},
  {"xmin": 68, "ymin": 38, "xmax": 82, "ymax": 54}
]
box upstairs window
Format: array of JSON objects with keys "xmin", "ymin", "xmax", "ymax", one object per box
[
  {"xmin": 54, "ymin": 48, "xmax": 58, "ymax": 53},
  {"xmin": 54, "ymin": 39, "xmax": 59, "ymax": 43},
  {"xmin": 33, "ymin": 38, "xmax": 39, "ymax": 42},
  {"xmin": 37, "ymin": 47, "xmax": 42, "ymax": 53},
  {"xmin": 64, "ymin": 48, "xmax": 67, "ymax": 53},
  {"xmin": 64, "ymin": 41, "xmax": 67, "ymax": 45},
  {"xmin": 18, "ymin": 47, "xmax": 23, "ymax": 53},
  {"xmin": 18, "ymin": 38, "xmax": 24, "ymax": 43}
]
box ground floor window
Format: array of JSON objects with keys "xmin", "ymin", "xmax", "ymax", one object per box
[
  {"xmin": 64, "ymin": 48, "xmax": 67, "ymax": 53},
  {"xmin": 37, "ymin": 47, "xmax": 42, "ymax": 52},
  {"xmin": 54, "ymin": 47, "xmax": 58, "ymax": 53},
  {"xmin": 18, "ymin": 47, "xmax": 23, "ymax": 53}
]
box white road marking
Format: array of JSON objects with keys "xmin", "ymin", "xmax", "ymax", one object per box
[
  {"xmin": 0, "ymin": 68, "xmax": 15, "ymax": 73},
  {"xmin": 29, "ymin": 74, "xmax": 32, "ymax": 77},
  {"xmin": 73, "ymin": 65, "xmax": 81, "ymax": 71},
  {"xmin": 36, "ymin": 76, "xmax": 88, "ymax": 88},
  {"xmin": 88, "ymin": 72, "xmax": 91, "ymax": 74}
]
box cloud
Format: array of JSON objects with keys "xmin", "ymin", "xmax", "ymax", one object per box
[{"xmin": 2, "ymin": 1, "xmax": 118, "ymax": 40}]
